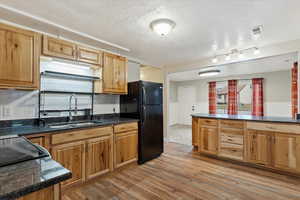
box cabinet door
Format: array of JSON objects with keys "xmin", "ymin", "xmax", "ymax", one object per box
[
  {"xmin": 273, "ymin": 133, "xmax": 300, "ymax": 172},
  {"xmin": 77, "ymin": 45, "xmax": 102, "ymax": 65},
  {"xmin": 200, "ymin": 126, "xmax": 218, "ymax": 155},
  {"xmin": 0, "ymin": 24, "xmax": 40, "ymax": 89},
  {"xmin": 113, "ymin": 56, "xmax": 127, "ymax": 94},
  {"xmin": 86, "ymin": 136, "xmax": 112, "ymax": 179},
  {"xmin": 17, "ymin": 186, "xmax": 54, "ymax": 200},
  {"xmin": 102, "ymin": 52, "xmax": 115, "ymax": 93},
  {"xmin": 115, "ymin": 131, "xmax": 138, "ymax": 168},
  {"xmin": 52, "ymin": 141, "xmax": 85, "ymax": 188},
  {"xmin": 27, "ymin": 136, "xmax": 44, "ymax": 146},
  {"xmin": 192, "ymin": 117, "xmax": 200, "ymax": 147},
  {"xmin": 246, "ymin": 130, "xmax": 272, "ymax": 166},
  {"xmin": 42, "ymin": 35, "xmax": 76, "ymax": 60}
]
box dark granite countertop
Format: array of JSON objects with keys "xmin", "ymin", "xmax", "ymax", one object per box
[
  {"xmin": 191, "ymin": 113, "xmax": 300, "ymax": 124},
  {"xmin": 0, "ymin": 157, "xmax": 71, "ymax": 200},
  {"xmin": 0, "ymin": 117, "xmax": 139, "ymax": 137}
]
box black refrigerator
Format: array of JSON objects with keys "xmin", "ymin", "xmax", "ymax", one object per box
[{"xmin": 120, "ymin": 81, "xmax": 163, "ymax": 164}]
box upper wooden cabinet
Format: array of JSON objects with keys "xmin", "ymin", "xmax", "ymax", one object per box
[
  {"xmin": 101, "ymin": 52, "xmax": 128, "ymax": 94},
  {"xmin": 42, "ymin": 36, "xmax": 76, "ymax": 60},
  {"xmin": 42, "ymin": 36, "xmax": 103, "ymax": 65},
  {"xmin": 77, "ymin": 45, "xmax": 102, "ymax": 65},
  {"xmin": 0, "ymin": 23, "xmax": 40, "ymax": 89}
]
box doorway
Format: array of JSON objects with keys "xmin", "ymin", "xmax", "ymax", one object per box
[{"xmin": 168, "ymin": 83, "xmax": 196, "ymax": 146}]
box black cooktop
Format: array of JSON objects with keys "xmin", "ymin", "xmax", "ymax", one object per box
[{"xmin": 0, "ymin": 136, "xmax": 49, "ymax": 168}]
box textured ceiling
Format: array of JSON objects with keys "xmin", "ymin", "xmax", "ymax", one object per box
[{"xmin": 0, "ymin": 0, "xmax": 300, "ymax": 66}]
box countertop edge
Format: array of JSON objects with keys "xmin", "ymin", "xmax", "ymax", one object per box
[
  {"xmin": 1, "ymin": 169, "xmax": 71, "ymax": 200},
  {"xmin": 191, "ymin": 114, "xmax": 300, "ymax": 124}
]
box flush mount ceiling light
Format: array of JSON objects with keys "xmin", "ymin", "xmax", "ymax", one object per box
[
  {"xmin": 150, "ymin": 19, "xmax": 176, "ymax": 36},
  {"xmin": 198, "ymin": 69, "xmax": 221, "ymax": 77}
]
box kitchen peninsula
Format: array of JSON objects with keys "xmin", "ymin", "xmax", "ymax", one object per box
[{"xmin": 192, "ymin": 113, "xmax": 300, "ymax": 175}]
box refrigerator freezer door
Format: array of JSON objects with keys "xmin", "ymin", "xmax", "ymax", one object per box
[{"xmin": 142, "ymin": 83, "xmax": 163, "ymax": 105}]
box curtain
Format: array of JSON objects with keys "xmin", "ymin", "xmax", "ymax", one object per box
[
  {"xmin": 292, "ymin": 62, "xmax": 298, "ymax": 118},
  {"xmin": 209, "ymin": 82, "xmax": 217, "ymax": 114},
  {"xmin": 252, "ymin": 78, "xmax": 264, "ymax": 116},
  {"xmin": 228, "ymin": 80, "xmax": 237, "ymax": 115}
]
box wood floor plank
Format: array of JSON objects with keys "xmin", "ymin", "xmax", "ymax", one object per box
[{"xmin": 63, "ymin": 142, "xmax": 300, "ymax": 200}]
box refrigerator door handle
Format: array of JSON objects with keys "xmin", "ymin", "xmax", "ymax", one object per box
[{"xmin": 142, "ymin": 87, "xmax": 146, "ymax": 104}]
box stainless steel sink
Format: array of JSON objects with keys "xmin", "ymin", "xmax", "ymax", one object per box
[
  {"xmin": 48, "ymin": 121, "xmax": 98, "ymax": 129},
  {"xmin": 71, "ymin": 122, "xmax": 96, "ymax": 127}
]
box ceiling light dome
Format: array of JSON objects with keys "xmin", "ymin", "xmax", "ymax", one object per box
[{"xmin": 150, "ymin": 19, "xmax": 176, "ymax": 36}]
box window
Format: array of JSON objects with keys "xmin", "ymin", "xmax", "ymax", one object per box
[
  {"xmin": 215, "ymin": 80, "xmax": 252, "ymax": 115},
  {"xmin": 216, "ymin": 81, "xmax": 227, "ymax": 114},
  {"xmin": 237, "ymin": 80, "xmax": 252, "ymax": 115}
]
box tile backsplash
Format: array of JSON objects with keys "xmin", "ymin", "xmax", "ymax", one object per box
[
  {"xmin": 0, "ymin": 59, "xmax": 120, "ymax": 121},
  {"xmin": 0, "ymin": 90, "xmax": 39, "ymax": 120},
  {"xmin": 0, "ymin": 89, "xmax": 120, "ymax": 121}
]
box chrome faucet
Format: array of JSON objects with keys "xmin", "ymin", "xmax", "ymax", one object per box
[{"xmin": 68, "ymin": 94, "xmax": 78, "ymax": 122}]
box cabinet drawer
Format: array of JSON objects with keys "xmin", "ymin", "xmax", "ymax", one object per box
[
  {"xmin": 220, "ymin": 128, "xmax": 244, "ymax": 145},
  {"xmin": 114, "ymin": 122, "xmax": 138, "ymax": 133},
  {"xmin": 51, "ymin": 126, "xmax": 113, "ymax": 145},
  {"xmin": 200, "ymin": 118, "xmax": 218, "ymax": 126},
  {"xmin": 219, "ymin": 143, "xmax": 243, "ymax": 160},
  {"xmin": 246, "ymin": 122, "xmax": 300, "ymax": 134},
  {"xmin": 220, "ymin": 120, "xmax": 244, "ymax": 129}
]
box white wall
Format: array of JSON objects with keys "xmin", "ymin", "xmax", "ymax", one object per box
[
  {"xmin": 169, "ymin": 70, "xmax": 292, "ymax": 124},
  {"xmin": 128, "ymin": 61, "xmax": 140, "ymax": 82}
]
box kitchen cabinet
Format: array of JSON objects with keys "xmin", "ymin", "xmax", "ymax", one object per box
[
  {"xmin": 199, "ymin": 126, "xmax": 218, "ymax": 155},
  {"xmin": 77, "ymin": 45, "xmax": 103, "ymax": 65},
  {"xmin": 42, "ymin": 35, "xmax": 77, "ymax": 60},
  {"xmin": 42, "ymin": 36, "xmax": 103, "ymax": 66},
  {"xmin": 86, "ymin": 136, "xmax": 113, "ymax": 180},
  {"xmin": 51, "ymin": 126, "xmax": 114, "ymax": 189},
  {"xmin": 192, "ymin": 117, "xmax": 200, "ymax": 148},
  {"xmin": 273, "ymin": 133, "xmax": 300, "ymax": 172},
  {"xmin": 219, "ymin": 128, "xmax": 244, "ymax": 161},
  {"xmin": 0, "ymin": 23, "xmax": 40, "ymax": 89},
  {"xmin": 17, "ymin": 186, "xmax": 54, "ymax": 200},
  {"xmin": 52, "ymin": 141, "xmax": 85, "ymax": 188},
  {"xmin": 193, "ymin": 116, "xmax": 300, "ymax": 176},
  {"xmin": 114, "ymin": 122, "xmax": 138, "ymax": 168},
  {"xmin": 101, "ymin": 52, "xmax": 128, "ymax": 94},
  {"xmin": 246, "ymin": 130, "xmax": 272, "ymax": 166},
  {"xmin": 115, "ymin": 131, "xmax": 138, "ymax": 168}
]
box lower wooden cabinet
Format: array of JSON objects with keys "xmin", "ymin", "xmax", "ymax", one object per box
[
  {"xmin": 246, "ymin": 130, "xmax": 272, "ymax": 166},
  {"xmin": 115, "ymin": 130, "xmax": 138, "ymax": 168},
  {"xmin": 273, "ymin": 133, "xmax": 300, "ymax": 172},
  {"xmin": 52, "ymin": 141, "xmax": 85, "ymax": 188},
  {"xmin": 199, "ymin": 126, "xmax": 218, "ymax": 155},
  {"xmin": 17, "ymin": 186, "xmax": 54, "ymax": 200},
  {"xmin": 192, "ymin": 117, "xmax": 200, "ymax": 147},
  {"xmin": 86, "ymin": 136, "xmax": 113, "ymax": 179},
  {"xmin": 194, "ymin": 117, "xmax": 300, "ymax": 176}
]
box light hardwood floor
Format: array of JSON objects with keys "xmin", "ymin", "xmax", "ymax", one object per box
[{"xmin": 63, "ymin": 142, "xmax": 300, "ymax": 200}]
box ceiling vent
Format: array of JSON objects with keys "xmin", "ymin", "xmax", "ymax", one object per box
[{"xmin": 252, "ymin": 25, "xmax": 263, "ymax": 39}]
